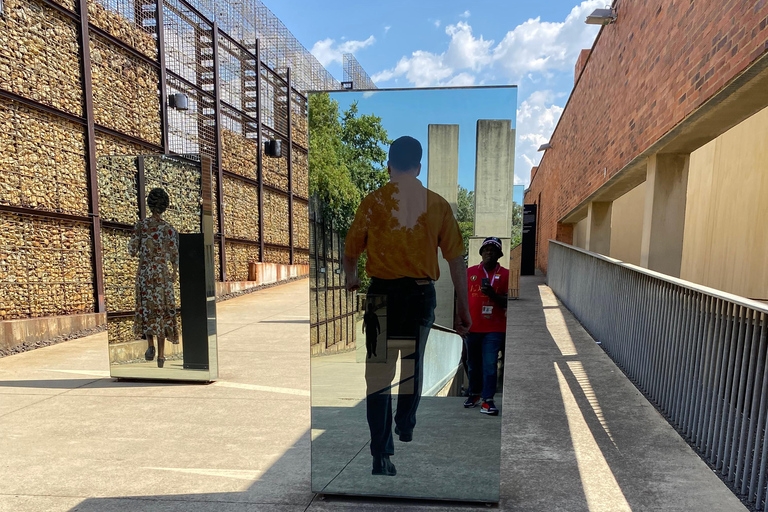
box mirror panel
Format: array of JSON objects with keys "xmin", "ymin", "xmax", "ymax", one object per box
[
  {"xmin": 98, "ymin": 154, "xmax": 218, "ymax": 381},
  {"xmin": 309, "ymin": 86, "xmax": 517, "ymax": 502}
]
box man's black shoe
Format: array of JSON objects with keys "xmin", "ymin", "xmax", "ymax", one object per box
[
  {"xmin": 372, "ymin": 455, "xmax": 396, "ymax": 476},
  {"xmin": 394, "ymin": 426, "xmax": 412, "ymax": 442}
]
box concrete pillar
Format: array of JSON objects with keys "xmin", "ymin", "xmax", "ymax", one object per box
[
  {"xmin": 507, "ymin": 127, "xmax": 517, "ymax": 242},
  {"xmin": 640, "ymin": 153, "xmax": 689, "ymax": 277},
  {"xmin": 474, "ymin": 119, "xmax": 512, "ymax": 237},
  {"xmin": 427, "ymin": 124, "xmax": 459, "ymax": 329},
  {"xmin": 585, "ymin": 202, "xmax": 612, "ymax": 255}
]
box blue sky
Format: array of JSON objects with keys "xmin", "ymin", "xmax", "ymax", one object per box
[
  {"xmin": 266, "ymin": 0, "xmax": 603, "ymax": 187},
  {"xmin": 329, "ymin": 87, "xmax": 516, "ymax": 191}
]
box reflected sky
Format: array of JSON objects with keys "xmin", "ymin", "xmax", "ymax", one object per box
[{"xmin": 330, "ymin": 86, "xmax": 517, "ymax": 190}]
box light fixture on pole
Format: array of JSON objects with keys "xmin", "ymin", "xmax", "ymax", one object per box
[
  {"xmin": 537, "ymin": 143, "xmax": 552, "ymax": 152},
  {"xmin": 168, "ymin": 93, "xmax": 189, "ymax": 110},
  {"xmin": 585, "ymin": 8, "xmax": 617, "ymax": 25}
]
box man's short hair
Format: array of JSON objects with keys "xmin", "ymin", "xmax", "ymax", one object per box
[{"xmin": 388, "ymin": 136, "xmax": 422, "ymax": 172}]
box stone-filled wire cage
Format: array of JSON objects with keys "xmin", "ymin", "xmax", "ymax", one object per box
[
  {"xmin": 309, "ymin": 197, "xmax": 358, "ymax": 356},
  {"xmin": 0, "ymin": 0, "xmax": 325, "ymax": 324}
]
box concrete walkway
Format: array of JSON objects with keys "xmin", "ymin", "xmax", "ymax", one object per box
[{"xmin": 0, "ymin": 276, "xmax": 747, "ymax": 511}]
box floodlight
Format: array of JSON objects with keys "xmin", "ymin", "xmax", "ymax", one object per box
[
  {"xmin": 585, "ymin": 8, "xmax": 617, "ymax": 25},
  {"xmin": 537, "ymin": 143, "xmax": 552, "ymax": 152},
  {"xmin": 168, "ymin": 93, "xmax": 189, "ymax": 110}
]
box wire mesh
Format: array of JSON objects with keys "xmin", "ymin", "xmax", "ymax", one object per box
[
  {"xmin": 88, "ymin": 0, "xmax": 159, "ymax": 59},
  {"xmin": 261, "ymin": 124, "xmax": 288, "ymax": 191},
  {"xmin": 0, "ymin": 99, "xmax": 88, "ymax": 216},
  {"xmin": 166, "ymin": 74, "xmax": 216, "ymax": 159},
  {"xmin": 162, "ymin": 0, "xmax": 213, "ymax": 86},
  {"xmin": 220, "ymin": 101, "xmax": 258, "ymax": 180},
  {"xmin": 224, "ymin": 240, "xmax": 259, "ymax": 280},
  {"xmin": 90, "ymin": 35, "xmax": 162, "ymax": 143},
  {"xmin": 0, "ymin": 0, "xmax": 84, "ymax": 116},
  {"xmin": 0, "ymin": 212, "xmax": 94, "ymax": 319},
  {"xmin": 343, "ymin": 53, "xmax": 377, "ymax": 90},
  {"xmin": 291, "ymin": 91, "xmax": 307, "ymax": 148},
  {"xmin": 217, "ymin": 32, "xmax": 258, "ymax": 114}
]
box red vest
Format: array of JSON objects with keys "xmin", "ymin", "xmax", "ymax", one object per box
[{"xmin": 467, "ymin": 263, "xmax": 509, "ymax": 333}]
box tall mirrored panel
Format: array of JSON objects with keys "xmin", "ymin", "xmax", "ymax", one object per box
[
  {"xmin": 309, "ymin": 86, "xmax": 517, "ymax": 502},
  {"xmin": 98, "ymin": 154, "xmax": 218, "ymax": 381}
]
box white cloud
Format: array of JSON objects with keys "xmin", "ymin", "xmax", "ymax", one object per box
[
  {"xmin": 384, "ymin": 25, "xmax": 391, "ymax": 34},
  {"xmin": 515, "ymin": 90, "xmax": 565, "ymax": 186},
  {"xmin": 310, "ymin": 36, "xmax": 376, "ymax": 67},
  {"xmin": 459, "ymin": 10, "xmax": 471, "ymax": 18},
  {"xmin": 362, "ymin": 91, "xmax": 378, "ymax": 98},
  {"xmin": 372, "ymin": 0, "xmax": 602, "ymax": 87},
  {"xmin": 433, "ymin": 19, "xmax": 441, "ymax": 28}
]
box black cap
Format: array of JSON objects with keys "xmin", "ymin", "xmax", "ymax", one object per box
[{"xmin": 479, "ymin": 236, "xmax": 503, "ymax": 257}]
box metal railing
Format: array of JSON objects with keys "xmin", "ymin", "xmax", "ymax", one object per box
[{"xmin": 548, "ymin": 241, "xmax": 768, "ymax": 509}]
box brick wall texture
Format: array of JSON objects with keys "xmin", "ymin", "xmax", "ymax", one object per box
[{"xmin": 524, "ymin": 0, "xmax": 768, "ymax": 272}]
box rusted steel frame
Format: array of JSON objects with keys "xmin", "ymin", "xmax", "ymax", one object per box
[
  {"xmin": 261, "ymin": 122, "xmax": 288, "ymax": 143},
  {"xmin": 77, "ymin": 0, "xmax": 105, "ymax": 313},
  {"xmin": 37, "ymin": 0, "xmax": 78, "ymax": 21},
  {"xmin": 0, "ymin": 204, "xmax": 90, "ymax": 224},
  {"xmin": 212, "ymin": 23, "xmax": 227, "ymax": 281},
  {"xmin": 256, "ymin": 39, "xmax": 265, "ymax": 263},
  {"xmin": 137, "ymin": 156, "xmax": 147, "ymax": 220},
  {"xmin": 219, "ymin": 31, "xmax": 258, "ymax": 62},
  {"xmin": 156, "ymin": 0, "xmax": 169, "ymax": 153},
  {"xmin": 310, "ymin": 312, "xmax": 356, "ymax": 329},
  {"xmin": 89, "ymin": 26, "xmax": 160, "ymax": 69},
  {"xmin": 287, "ymin": 68, "xmax": 294, "ymax": 265},
  {"xmin": 222, "ymin": 170, "xmax": 259, "ymax": 188},
  {"xmin": 221, "ymin": 99, "xmax": 258, "ymax": 124},
  {"xmin": 166, "ymin": 70, "xmax": 214, "ymax": 100},
  {"xmin": 94, "ymin": 124, "xmax": 164, "ymax": 152},
  {"xmin": 172, "ymin": 0, "xmax": 210, "ymax": 30},
  {"xmin": 101, "ymin": 220, "xmax": 134, "ymax": 231},
  {"xmin": 0, "ymin": 88, "xmax": 85, "ymax": 125}
]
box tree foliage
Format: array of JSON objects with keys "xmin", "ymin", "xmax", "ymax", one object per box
[{"xmin": 457, "ymin": 185, "xmax": 475, "ymax": 258}]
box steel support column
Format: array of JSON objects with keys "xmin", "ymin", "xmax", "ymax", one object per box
[
  {"xmin": 212, "ymin": 23, "xmax": 227, "ymax": 281},
  {"xmin": 137, "ymin": 156, "xmax": 147, "ymax": 220},
  {"xmin": 256, "ymin": 39, "xmax": 265, "ymax": 263},
  {"xmin": 156, "ymin": 0, "xmax": 169, "ymax": 153},
  {"xmin": 77, "ymin": 0, "xmax": 105, "ymax": 313},
  {"xmin": 286, "ymin": 68, "xmax": 294, "ymax": 264}
]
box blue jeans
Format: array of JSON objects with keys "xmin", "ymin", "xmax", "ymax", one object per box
[{"xmin": 465, "ymin": 332, "xmax": 505, "ymax": 399}]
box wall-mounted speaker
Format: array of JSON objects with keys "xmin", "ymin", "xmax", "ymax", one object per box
[{"xmin": 264, "ymin": 139, "xmax": 282, "ymax": 158}]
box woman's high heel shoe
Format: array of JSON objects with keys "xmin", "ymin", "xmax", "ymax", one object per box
[
  {"xmin": 157, "ymin": 357, "xmax": 165, "ymax": 368},
  {"xmin": 145, "ymin": 346, "xmax": 156, "ymax": 361}
]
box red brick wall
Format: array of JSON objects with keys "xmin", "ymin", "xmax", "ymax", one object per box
[{"xmin": 525, "ymin": 0, "xmax": 768, "ymax": 272}]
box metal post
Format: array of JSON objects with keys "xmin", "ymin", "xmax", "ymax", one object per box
[
  {"xmin": 286, "ymin": 68, "xmax": 294, "ymax": 265},
  {"xmin": 137, "ymin": 156, "xmax": 147, "ymax": 220},
  {"xmin": 156, "ymin": 0, "xmax": 169, "ymax": 153},
  {"xmin": 256, "ymin": 39, "xmax": 264, "ymax": 263},
  {"xmin": 77, "ymin": 0, "xmax": 105, "ymax": 313},
  {"xmin": 212, "ymin": 23, "xmax": 227, "ymax": 281}
]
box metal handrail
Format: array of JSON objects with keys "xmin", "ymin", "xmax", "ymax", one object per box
[{"xmin": 548, "ymin": 240, "xmax": 768, "ymax": 509}]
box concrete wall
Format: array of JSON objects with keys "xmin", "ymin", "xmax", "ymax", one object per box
[
  {"xmin": 609, "ymin": 182, "xmax": 646, "ymax": 266},
  {"xmin": 475, "ymin": 120, "xmax": 512, "ymax": 237},
  {"xmin": 681, "ymin": 106, "xmax": 768, "ymax": 300},
  {"xmin": 523, "ymin": 1, "xmax": 768, "ymax": 272},
  {"xmin": 572, "ymin": 218, "xmax": 588, "ymax": 250},
  {"xmin": 427, "ymin": 124, "xmax": 460, "ymax": 329}
]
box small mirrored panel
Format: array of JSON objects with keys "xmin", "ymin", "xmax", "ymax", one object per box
[
  {"xmin": 98, "ymin": 154, "xmax": 218, "ymax": 381},
  {"xmin": 309, "ymin": 86, "xmax": 517, "ymax": 502}
]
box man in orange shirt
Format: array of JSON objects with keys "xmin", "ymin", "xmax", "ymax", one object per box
[{"xmin": 344, "ymin": 136, "xmax": 472, "ymax": 476}]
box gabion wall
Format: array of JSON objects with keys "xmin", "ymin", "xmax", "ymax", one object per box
[{"xmin": 0, "ymin": 0, "xmax": 312, "ymax": 324}]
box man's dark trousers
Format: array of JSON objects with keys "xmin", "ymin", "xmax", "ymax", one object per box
[{"xmin": 365, "ymin": 277, "xmax": 436, "ymax": 457}]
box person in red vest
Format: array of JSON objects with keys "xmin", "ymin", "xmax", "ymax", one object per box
[{"xmin": 464, "ymin": 237, "xmax": 508, "ymax": 416}]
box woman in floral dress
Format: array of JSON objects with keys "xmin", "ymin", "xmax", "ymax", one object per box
[{"xmin": 128, "ymin": 188, "xmax": 180, "ymax": 368}]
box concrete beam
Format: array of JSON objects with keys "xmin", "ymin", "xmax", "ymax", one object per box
[
  {"xmin": 585, "ymin": 202, "xmax": 612, "ymax": 255},
  {"xmin": 427, "ymin": 124, "xmax": 459, "ymax": 329},
  {"xmin": 640, "ymin": 154, "xmax": 689, "ymax": 277}
]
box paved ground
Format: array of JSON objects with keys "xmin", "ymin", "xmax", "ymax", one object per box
[{"xmin": 0, "ymin": 276, "xmax": 748, "ymax": 511}]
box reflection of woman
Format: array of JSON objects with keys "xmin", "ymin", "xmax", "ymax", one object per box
[
  {"xmin": 363, "ymin": 302, "xmax": 381, "ymax": 359},
  {"xmin": 128, "ymin": 188, "xmax": 180, "ymax": 368}
]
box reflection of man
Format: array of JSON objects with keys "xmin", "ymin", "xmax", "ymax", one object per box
[
  {"xmin": 464, "ymin": 237, "xmax": 508, "ymax": 416},
  {"xmin": 363, "ymin": 303, "xmax": 381, "ymax": 358},
  {"xmin": 343, "ymin": 136, "xmax": 472, "ymax": 477}
]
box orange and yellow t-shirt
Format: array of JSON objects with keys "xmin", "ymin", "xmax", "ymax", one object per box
[{"xmin": 344, "ymin": 174, "xmax": 463, "ymax": 280}]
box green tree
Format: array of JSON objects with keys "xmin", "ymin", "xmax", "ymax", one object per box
[
  {"xmin": 308, "ymin": 94, "xmax": 391, "ymax": 292},
  {"xmin": 457, "ymin": 185, "xmax": 475, "ymax": 257},
  {"xmin": 510, "ymin": 202, "xmax": 523, "ymax": 248}
]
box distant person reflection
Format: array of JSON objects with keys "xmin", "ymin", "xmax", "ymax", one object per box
[
  {"xmin": 128, "ymin": 187, "xmax": 180, "ymax": 368},
  {"xmin": 363, "ymin": 302, "xmax": 381, "ymax": 359},
  {"xmin": 344, "ymin": 136, "xmax": 472, "ymax": 476}
]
